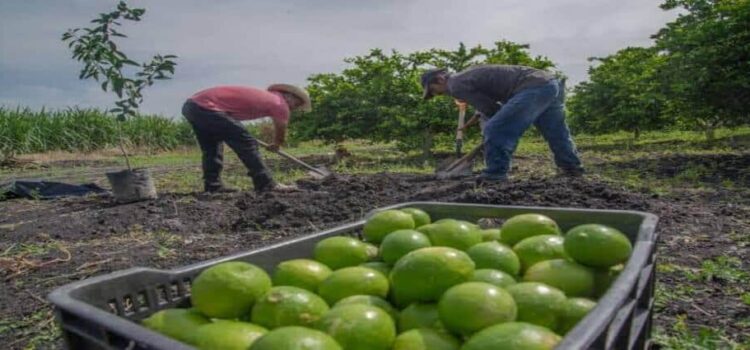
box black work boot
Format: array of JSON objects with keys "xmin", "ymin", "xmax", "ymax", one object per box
[
  {"xmin": 251, "ymin": 172, "xmax": 277, "ymax": 193},
  {"xmin": 204, "ymin": 184, "xmax": 240, "ymax": 193},
  {"xmin": 557, "ymin": 167, "xmax": 585, "ymax": 178},
  {"xmin": 475, "ymin": 173, "xmax": 508, "ymax": 185}
]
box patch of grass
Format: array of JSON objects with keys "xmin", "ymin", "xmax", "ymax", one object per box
[
  {"xmin": 152, "ymin": 230, "xmax": 181, "ymax": 260},
  {"xmin": 741, "ymin": 293, "xmax": 750, "ymax": 307},
  {"xmin": 685, "ymin": 256, "xmax": 747, "ymax": 283},
  {"xmin": 728, "ymin": 230, "xmax": 750, "ymax": 246},
  {"xmin": 657, "ymin": 263, "xmax": 693, "ymax": 274},
  {"xmin": 0, "ymin": 241, "xmax": 60, "ymax": 258},
  {"xmin": 654, "ymin": 315, "xmax": 749, "ymax": 350},
  {"xmin": 0, "ymin": 309, "xmax": 59, "ymax": 349},
  {"xmin": 654, "ymin": 282, "xmax": 696, "ymax": 311}
]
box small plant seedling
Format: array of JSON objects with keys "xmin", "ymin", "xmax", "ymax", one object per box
[{"xmin": 62, "ymin": 1, "xmax": 176, "ymax": 169}]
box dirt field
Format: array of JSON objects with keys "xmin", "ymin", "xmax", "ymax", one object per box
[{"xmin": 2, "ymin": 159, "xmax": 749, "ymax": 348}]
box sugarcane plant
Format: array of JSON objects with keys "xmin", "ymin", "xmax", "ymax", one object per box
[{"xmin": 62, "ymin": 1, "xmax": 176, "ymax": 170}]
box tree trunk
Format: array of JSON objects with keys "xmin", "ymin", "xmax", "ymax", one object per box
[
  {"xmin": 705, "ymin": 127, "xmax": 716, "ymax": 142},
  {"xmin": 420, "ymin": 129, "xmax": 433, "ymax": 162},
  {"xmin": 116, "ymin": 122, "xmax": 132, "ymax": 170},
  {"xmin": 699, "ymin": 117, "xmax": 719, "ymax": 142}
]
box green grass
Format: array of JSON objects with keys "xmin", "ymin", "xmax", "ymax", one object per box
[
  {"xmin": 684, "ymin": 256, "xmax": 747, "ymax": 284},
  {"xmin": 0, "ymin": 309, "xmax": 59, "ymax": 350},
  {"xmin": 0, "ymin": 106, "xmax": 194, "ymax": 158},
  {"xmin": 654, "ymin": 315, "xmax": 750, "ymax": 350}
]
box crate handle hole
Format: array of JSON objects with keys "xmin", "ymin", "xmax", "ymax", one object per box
[
  {"xmin": 122, "ymin": 295, "xmax": 135, "ymax": 316},
  {"xmin": 156, "ymin": 285, "xmax": 169, "ymax": 305}
]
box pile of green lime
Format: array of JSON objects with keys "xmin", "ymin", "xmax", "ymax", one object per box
[{"xmin": 142, "ymin": 208, "xmax": 632, "ymax": 349}]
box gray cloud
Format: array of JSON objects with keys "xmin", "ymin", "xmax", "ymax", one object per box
[{"xmin": 0, "ymin": 0, "xmax": 678, "ymax": 117}]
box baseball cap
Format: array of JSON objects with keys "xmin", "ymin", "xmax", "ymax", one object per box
[{"xmin": 421, "ymin": 68, "xmax": 448, "ymax": 100}]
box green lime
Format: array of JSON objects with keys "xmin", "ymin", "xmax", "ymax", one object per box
[
  {"xmin": 191, "ymin": 262, "xmax": 271, "ymax": 319},
  {"xmin": 593, "ymin": 264, "xmax": 624, "ymax": 297},
  {"xmin": 523, "ymin": 259, "xmax": 595, "ymax": 297},
  {"xmin": 389, "ymin": 247, "xmax": 475, "ymax": 307},
  {"xmin": 397, "ymin": 303, "xmax": 444, "ymax": 333},
  {"xmin": 463, "ymin": 322, "xmax": 561, "ymax": 350},
  {"xmin": 466, "ymin": 241, "xmax": 521, "ymax": 276},
  {"xmin": 316, "ymin": 304, "xmax": 396, "ymax": 350},
  {"xmin": 437, "ymin": 282, "xmax": 517, "ymax": 336},
  {"xmin": 470, "ymin": 269, "xmax": 517, "ymax": 288},
  {"xmin": 141, "ymin": 308, "xmax": 210, "ymax": 345},
  {"xmin": 558, "ymin": 298, "xmax": 597, "ymax": 334},
  {"xmin": 334, "ymin": 295, "xmax": 399, "ymax": 322},
  {"xmin": 250, "ymin": 286, "xmax": 329, "ymax": 329},
  {"xmin": 379, "ymin": 229, "xmax": 432, "ymax": 265},
  {"xmin": 392, "ymin": 328, "xmax": 460, "ymax": 350},
  {"xmin": 417, "ymin": 220, "xmax": 482, "ymax": 251},
  {"xmin": 506, "ymin": 282, "xmax": 567, "ymax": 330},
  {"xmin": 318, "ymin": 266, "xmax": 389, "ymax": 304},
  {"xmin": 364, "ymin": 242, "xmax": 380, "ymax": 261},
  {"xmin": 564, "ymin": 224, "xmax": 632, "ymax": 268},
  {"xmin": 314, "ymin": 236, "xmax": 371, "ymax": 270},
  {"xmin": 249, "ymin": 326, "xmax": 341, "ymax": 350},
  {"xmin": 194, "ymin": 320, "xmax": 267, "ymax": 350},
  {"xmin": 272, "ymin": 259, "xmax": 332, "ymax": 292},
  {"xmin": 360, "ymin": 261, "xmax": 391, "ymax": 276},
  {"xmin": 513, "ymin": 235, "xmax": 569, "ymax": 272},
  {"xmin": 363, "ymin": 210, "xmax": 415, "ymax": 244},
  {"xmin": 480, "ymin": 228, "xmax": 501, "ymax": 242},
  {"xmin": 500, "ymin": 214, "xmax": 561, "ymax": 246},
  {"xmin": 400, "ymin": 208, "xmax": 432, "ymax": 228}
]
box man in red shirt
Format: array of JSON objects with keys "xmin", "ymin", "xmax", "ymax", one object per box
[{"xmin": 181, "ymin": 84, "xmax": 312, "ymax": 193}]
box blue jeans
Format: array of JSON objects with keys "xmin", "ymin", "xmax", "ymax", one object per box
[{"xmin": 482, "ymin": 79, "xmax": 582, "ymax": 179}]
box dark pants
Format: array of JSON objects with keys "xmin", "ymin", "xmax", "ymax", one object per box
[
  {"xmin": 181, "ymin": 99, "xmax": 274, "ymax": 191},
  {"xmin": 483, "ymin": 79, "xmax": 583, "ymax": 179}
]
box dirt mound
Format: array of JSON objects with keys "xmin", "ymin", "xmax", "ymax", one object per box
[
  {"xmin": 0, "ymin": 174, "xmax": 652, "ymax": 245},
  {"xmin": 442, "ymin": 175, "xmax": 653, "ymax": 211}
]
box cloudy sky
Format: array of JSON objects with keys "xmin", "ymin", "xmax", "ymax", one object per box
[{"xmin": 0, "ymin": 0, "xmax": 678, "ymax": 117}]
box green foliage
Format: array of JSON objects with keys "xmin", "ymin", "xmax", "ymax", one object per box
[
  {"xmin": 567, "ymin": 47, "xmax": 671, "ymax": 139},
  {"xmin": 0, "ymin": 107, "xmax": 194, "ymax": 157},
  {"xmin": 655, "ymin": 0, "xmax": 750, "ymax": 137},
  {"xmin": 291, "ymin": 41, "xmax": 555, "ymax": 156},
  {"xmin": 61, "ymin": 1, "xmax": 177, "ymax": 121},
  {"xmin": 569, "ymin": 0, "xmax": 750, "ymax": 140}
]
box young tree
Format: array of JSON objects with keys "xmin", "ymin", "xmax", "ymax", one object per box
[
  {"xmin": 291, "ymin": 41, "xmax": 556, "ymax": 159},
  {"xmin": 567, "ymin": 47, "xmax": 670, "ymax": 139},
  {"xmin": 62, "ymin": 1, "xmax": 177, "ymax": 168},
  {"xmin": 655, "ymin": 0, "xmax": 750, "ymax": 140}
]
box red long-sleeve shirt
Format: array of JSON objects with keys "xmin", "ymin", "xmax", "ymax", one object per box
[{"xmin": 190, "ymin": 86, "xmax": 290, "ymax": 124}]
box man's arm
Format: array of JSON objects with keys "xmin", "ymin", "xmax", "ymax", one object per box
[
  {"xmin": 268, "ymin": 118, "xmax": 287, "ymax": 151},
  {"xmin": 459, "ymin": 113, "xmax": 481, "ymax": 131},
  {"xmin": 451, "ymin": 85, "xmax": 501, "ymax": 116}
]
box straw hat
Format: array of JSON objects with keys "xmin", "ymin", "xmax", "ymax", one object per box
[{"xmin": 268, "ymin": 84, "xmax": 312, "ymax": 112}]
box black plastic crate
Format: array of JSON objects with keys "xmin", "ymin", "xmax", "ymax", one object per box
[{"xmin": 48, "ymin": 202, "xmax": 658, "ymax": 350}]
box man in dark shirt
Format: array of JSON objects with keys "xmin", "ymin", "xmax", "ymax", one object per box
[{"xmin": 422, "ymin": 65, "xmax": 584, "ymax": 182}]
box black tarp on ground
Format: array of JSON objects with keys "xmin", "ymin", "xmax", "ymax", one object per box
[{"xmin": 0, "ymin": 180, "xmax": 107, "ymax": 200}]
